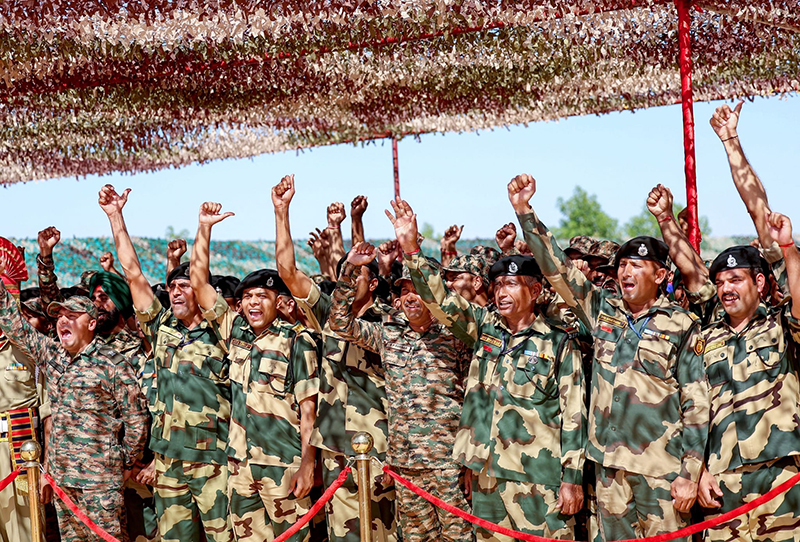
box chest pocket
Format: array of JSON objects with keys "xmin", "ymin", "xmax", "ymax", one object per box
[
  {"xmin": 635, "ymin": 333, "xmax": 676, "ymax": 381},
  {"xmin": 506, "ymin": 349, "xmax": 557, "ymax": 401},
  {"xmin": 747, "ymin": 326, "xmax": 786, "ymax": 374},
  {"xmin": 592, "ymin": 318, "xmax": 624, "ymax": 366},
  {"xmin": 228, "ymin": 345, "xmax": 250, "ymax": 385},
  {"xmin": 72, "ymin": 374, "xmax": 111, "ymax": 411},
  {"xmin": 384, "ymin": 341, "xmax": 411, "ymax": 367},
  {"xmin": 155, "ymin": 327, "xmax": 183, "ymax": 369},
  {"xmin": 3, "ymin": 367, "xmax": 33, "ymax": 383}
]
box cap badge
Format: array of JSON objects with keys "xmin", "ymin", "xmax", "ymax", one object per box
[
  {"xmin": 267, "ymin": 277, "xmax": 274, "ymax": 287},
  {"xmin": 508, "ymin": 262, "xmax": 519, "ymax": 273},
  {"xmin": 638, "ymin": 244, "xmax": 648, "ymax": 257},
  {"xmin": 727, "ymin": 255, "xmax": 737, "ymax": 268}
]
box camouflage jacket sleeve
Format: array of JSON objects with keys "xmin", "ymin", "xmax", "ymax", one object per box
[
  {"xmin": 763, "ymin": 243, "xmax": 791, "ymax": 299},
  {"xmin": 201, "ymin": 292, "xmax": 237, "ymax": 351},
  {"xmin": 135, "ymin": 296, "xmax": 165, "ymax": 345},
  {"xmin": 675, "ymin": 320, "xmax": 710, "ymax": 482},
  {"xmin": 403, "ymin": 251, "xmax": 481, "ymax": 347},
  {"xmin": 292, "ymin": 330, "xmax": 321, "ymax": 403},
  {"xmin": 328, "ymin": 263, "xmax": 382, "ymax": 355},
  {"xmin": 558, "ymin": 334, "xmax": 587, "ymax": 485},
  {"xmin": 36, "ymin": 253, "xmax": 63, "ymax": 306},
  {"xmin": 294, "ymin": 281, "xmax": 332, "ymax": 334},
  {"xmin": 111, "ymin": 353, "xmax": 150, "ymax": 468},
  {"xmin": 0, "ymin": 284, "xmax": 62, "ymax": 375},
  {"xmin": 516, "ymin": 211, "xmax": 596, "ymax": 329}
]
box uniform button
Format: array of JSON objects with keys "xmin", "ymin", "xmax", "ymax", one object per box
[
  {"xmin": 625, "ymin": 338, "xmax": 631, "ymax": 344},
  {"xmin": 614, "ymin": 397, "xmax": 620, "ymax": 403},
  {"xmin": 499, "ymin": 385, "xmax": 505, "ymax": 391},
  {"xmin": 611, "ymin": 426, "xmax": 616, "ymax": 431},
  {"xmin": 772, "ymin": 338, "xmax": 778, "ymax": 344}
]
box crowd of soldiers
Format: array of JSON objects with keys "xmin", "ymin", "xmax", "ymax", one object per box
[{"xmin": 1, "ymin": 104, "xmax": 799, "ymax": 542}]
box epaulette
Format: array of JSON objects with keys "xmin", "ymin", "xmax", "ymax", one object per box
[
  {"xmin": 97, "ymin": 345, "xmax": 127, "ymax": 365},
  {"xmin": 543, "ymin": 317, "xmax": 579, "ymax": 339}
]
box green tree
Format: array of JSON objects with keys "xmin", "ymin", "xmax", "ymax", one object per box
[
  {"xmin": 420, "ymin": 222, "xmax": 438, "ymax": 241},
  {"xmin": 165, "ymin": 225, "xmax": 191, "ymax": 240},
  {"xmin": 623, "ymin": 203, "xmax": 711, "ymax": 241},
  {"xmin": 553, "ymin": 186, "xmax": 618, "ymax": 241}
]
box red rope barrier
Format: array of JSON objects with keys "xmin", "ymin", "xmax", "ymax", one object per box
[
  {"xmin": 42, "ymin": 472, "xmax": 122, "ymax": 542},
  {"xmin": 383, "ymin": 466, "xmax": 800, "ymax": 542},
  {"xmin": 676, "ymin": 0, "xmax": 701, "ymax": 252},
  {"xmin": 0, "ymin": 468, "xmax": 21, "ymax": 493},
  {"xmin": 273, "ymin": 466, "xmax": 352, "ymax": 542}
]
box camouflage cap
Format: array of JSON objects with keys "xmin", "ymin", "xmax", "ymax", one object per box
[
  {"xmin": 393, "ymin": 266, "xmax": 414, "ymax": 286},
  {"xmin": 443, "ymin": 245, "xmax": 500, "ymax": 285},
  {"xmin": 46, "ymin": 296, "xmax": 98, "ymax": 319},
  {"xmin": 564, "ymin": 235, "xmax": 597, "ymax": 258},
  {"xmin": 586, "ymin": 239, "xmax": 620, "ymax": 266},
  {"xmin": 21, "ymin": 297, "xmax": 48, "ymax": 318},
  {"xmin": 470, "ymin": 245, "xmax": 501, "ymax": 267}
]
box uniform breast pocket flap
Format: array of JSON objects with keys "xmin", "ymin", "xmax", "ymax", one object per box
[
  {"xmin": 636, "ymin": 335, "xmax": 674, "ymax": 380},
  {"xmin": 385, "ymin": 342, "xmax": 411, "ymax": 367},
  {"xmin": 257, "ymin": 357, "xmax": 290, "ymax": 396},
  {"xmin": 3, "ymin": 368, "xmax": 33, "ymax": 382}
]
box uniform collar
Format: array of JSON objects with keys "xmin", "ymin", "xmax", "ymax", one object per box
[{"xmin": 497, "ymin": 311, "xmax": 549, "ymax": 337}]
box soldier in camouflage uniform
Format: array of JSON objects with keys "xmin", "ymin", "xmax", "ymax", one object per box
[
  {"xmin": 508, "ymin": 174, "xmax": 709, "ymax": 541},
  {"xmin": 0, "ymin": 286, "xmax": 148, "ymax": 542},
  {"xmin": 273, "ymin": 175, "xmax": 397, "ymax": 542},
  {"xmin": 441, "ymin": 246, "xmax": 499, "ymax": 307},
  {"xmin": 98, "ymin": 185, "xmax": 233, "ymax": 542},
  {"xmin": 36, "ymin": 226, "xmax": 159, "ymax": 542},
  {"xmin": 190, "ymin": 202, "xmax": 320, "ymax": 542},
  {"xmin": 387, "ymin": 199, "xmax": 586, "ymax": 541},
  {"xmin": 329, "ymin": 242, "xmax": 473, "ymax": 542}
]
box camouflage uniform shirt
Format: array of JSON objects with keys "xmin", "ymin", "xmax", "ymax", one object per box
[
  {"xmin": 136, "ymin": 297, "xmax": 230, "ymax": 465},
  {"xmin": 405, "ymin": 252, "xmax": 586, "ymax": 486},
  {"xmin": 295, "ymin": 282, "xmax": 390, "ymax": 458},
  {"xmin": 329, "ymin": 262, "xmax": 470, "ymax": 469},
  {"xmin": 0, "ymin": 286, "xmax": 148, "ymax": 489},
  {"xmin": 701, "ymin": 302, "xmax": 800, "ymax": 475},
  {"xmin": 518, "ymin": 210, "xmax": 709, "ymax": 483},
  {"xmin": 202, "ymin": 294, "xmax": 319, "ymax": 467}
]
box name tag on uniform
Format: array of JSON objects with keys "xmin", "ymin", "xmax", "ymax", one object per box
[
  {"xmin": 598, "ymin": 314, "xmax": 626, "ymax": 329},
  {"xmin": 479, "ymin": 334, "xmax": 502, "ymax": 348},
  {"xmin": 704, "ymin": 340, "xmax": 726, "ymax": 354},
  {"xmin": 642, "ymin": 329, "xmax": 671, "ymax": 341},
  {"xmin": 231, "ymin": 338, "xmax": 252, "ymax": 350},
  {"xmin": 386, "ymin": 343, "xmax": 411, "ymax": 353}
]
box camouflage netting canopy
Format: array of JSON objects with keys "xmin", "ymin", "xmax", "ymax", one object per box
[{"xmin": 1, "ymin": 0, "xmax": 798, "ymax": 185}]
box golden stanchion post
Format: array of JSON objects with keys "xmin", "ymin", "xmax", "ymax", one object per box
[
  {"xmin": 351, "ymin": 431, "xmax": 374, "ymax": 542},
  {"xmin": 21, "ymin": 440, "xmax": 42, "ymax": 542}
]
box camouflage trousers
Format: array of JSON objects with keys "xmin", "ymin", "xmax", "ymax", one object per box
[
  {"xmin": 228, "ymin": 458, "xmax": 312, "ymax": 542},
  {"xmin": 321, "ymin": 450, "xmax": 397, "ymax": 542},
  {"xmin": 704, "ymin": 456, "xmax": 800, "ymax": 542},
  {"xmin": 595, "ymin": 465, "xmax": 690, "ymax": 542},
  {"xmin": 472, "ymin": 467, "xmax": 575, "ymax": 541},
  {"xmin": 153, "ymin": 454, "xmax": 232, "ymax": 542},
  {"xmin": 393, "ymin": 466, "xmax": 472, "ymax": 542},
  {"xmin": 124, "ymin": 480, "xmax": 159, "ymax": 542},
  {"xmin": 54, "ymin": 486, "xmax": 126, "ymax": 542}
]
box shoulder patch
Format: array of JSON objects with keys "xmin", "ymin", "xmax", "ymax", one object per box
[
  {"xmin": 693, "ymin": 337, "xmax": 705, "ymax": 356},
  {"xmin": 479, "ymin": 333, "xmax": 502, "ymax": 348},
  {"xmin": 98, "ymin": 345, "xmax": 127, "ymax": 365}
]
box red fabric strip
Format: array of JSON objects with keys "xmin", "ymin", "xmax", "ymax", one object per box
[
  {"xmin": 384, "ymin": 467, "xmax": 800, "ymax": 542},
  {"xmin": 0, "ymin": 468, "xmax": 21, "ymax": 493},
  {"xmin": 43, "ymin": 472, "xmax": 122, "ymax": 542},
  {"xmin": 273, "ymin": 466, "xmax": 352, "ymax": 542}
]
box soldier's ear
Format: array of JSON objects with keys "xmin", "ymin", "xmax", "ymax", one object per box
[
  {"xmin": 755, "ymin": 272, "xmax": 767, "ymax": 294},
  {"xmin": 368, "ymin": 277, "xmax": 379, "ymax": 293},
  {"xmin": 654, "ymin": 266, "xmax": 668, "ymax": 285},
  {"xmin": 87, "ymin": 318, "xmax": 97, "ymax": 332}
]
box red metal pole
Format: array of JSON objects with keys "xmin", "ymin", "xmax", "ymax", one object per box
[
  {"xmin": 392, "ymin": 137, "xmax": 400, "ymax": 199},
  {"xmin": 677, "ymin": 0, "xmax": 701, "ymax": 252}
]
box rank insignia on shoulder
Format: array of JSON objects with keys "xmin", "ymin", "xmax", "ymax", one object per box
[
  {"xmin": 479, "ymin": 334, "xmax": 502, "ymax": 348},
  {"xmin": 694, "ymin": 338, "xmax": 706, "ymax": 356}
]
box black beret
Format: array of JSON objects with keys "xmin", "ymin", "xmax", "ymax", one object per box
[
  {"xmin": 167, "ymin": 262, "xmax": 212, "ymax": 287},
  {"xmin": 211, "ymin": 275, "xmax": 241, "ymax": 299},
  {"xmin": 234, "ymin": 269, "xmax": 291, "ymax": 298},
  {"xmin": 709, "ymin": 246, "xmax": 769, "ymax": 281},
  {"xmin": 613, "ymin": 236, "xmax": 669, "ymax": 270},
  {"xmin": 488, "ymin": 255, "xmax": 542, "ymax": 282}
]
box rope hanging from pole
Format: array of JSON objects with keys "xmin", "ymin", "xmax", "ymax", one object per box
[
  {"xmin": 392, "ymin": 137, "xmax": 400, "ymax": 199},
  {"xmin": 676, "ymin": 0, "xmax": 701, "ymax": 252}
]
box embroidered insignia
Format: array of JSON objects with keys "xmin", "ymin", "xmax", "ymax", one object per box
[
  {"xmin": 267, "ymin": 277, "xmax": 274, "ymax": 287},
  {"xmin": 508, "ymin": 262, "xmax": 519, "ymax": 273},
  {"xmin": 479, "ymin": 333, "xmax": 502, "ymax": 348},
  {"xmin": 231, "ymin": 338, "xmax": 253, "ymax": 350},
  {"xmin": 727, "ymin": 254, "xmax": 737, "ymax": 267},
  {"xmin": 694, "ymin": 337, "xmax": 706, "ymax": 356},
  {"xmin": 483, "ymin": 345, "xmax": 493, "ymax": 353},
  {"xmin": 638, "ymin": 243, "xmax": 648, "ymax": 257},
  {"xmin": 600, "ymin": 324, "xmax": 614, "ymax": 334},
  {"xmin": 704, "ymin": 340, "xmax": 726, "ymax": 354},
  {"xmin": 386, "ymin": 343, "xmax": 412, "ymax": 353},
  {"xmin": 598, "ymin": 313, "xmax": 627, "ymax": 328}
]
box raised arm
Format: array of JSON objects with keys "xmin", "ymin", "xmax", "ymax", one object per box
[
  {"xmin": 98, "ymin": 185, "xmax": 154, "ymax": 312},
  {"xmin": 710, "ymin": 101, "xmax": 773, "ymax": 248},
  {"xmin": 0, "ymin": 271, "xmax": 59, "ymax": 370},
  {"xmin": 99, "ymin": 252, "xmax": 124, "ymax": 278},
  {"xmin": 36, "ymin": 226, "xmax": 63, "ymax": 305},
  {"xmin": 647, "ymin": 184, "xmax": 709, "ymax": 292},
  {"xmin": 166, "ymin": 239, "xmax": 187, "ymax": 278},
  {"xmin": 767, "ymin": 212, "xmax": 800, "ymax": 320},
  {"xmin": 440, "ymin": 224, "xmax": 463, "ymax": 267},
  {"xmin": 326, "ymin": 201, "xmax": 347, "ymax": 269},
  {"xmin": 191, "ymin": 202, "xmax": 235, "ymax": 310},
  {"xmin": 328, "ymin": 243, "xmax": 383, "ymax": 354},
  {"xmin": 508, "ymin": 174, "xmax": 595, "ymax": 328},
  {"xmin": 273, "ymin": 175, "xmax": 315, "ymax": 299},
  {"xmin": 388, "ymin": 198, "xmax": 480, "ymax": 346},
  {"xmin": 495, "ymin": 222, "xmax": 519, "ymax": 256},
  {"xmin": 350, "ymin": 195, "xmax": 368, "ymax": 245}
]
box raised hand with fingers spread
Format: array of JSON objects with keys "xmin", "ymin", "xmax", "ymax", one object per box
[{"xmin": 385, "ymin": 198, "xmax": 420, "ymax": 255}]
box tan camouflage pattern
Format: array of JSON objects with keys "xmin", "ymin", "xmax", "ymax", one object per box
[
  {"xmin": 404, "ymin": 252, "xmax": 586, "ymax": 487},
  {"xmin": 517, "ymin": 210, "xmax": 709, "ymax": 483},
  {"xmin": 393, "ymin": 466, "xmax": 472, "ymax": 542},
  {"xmin": 472, "ymin": 466, "xmax": 575, "ymax": 541},
  {"xmin": 0, "ymin": 285, "xmax": 148, "ymax": 490},
  {"xmin": 701, "ymin": 303, "xmax": 800, "ymax": 475},
  {"xmin": 588, "ymin": 240, "xmax": 619, "ymax": 262},
  {"xmin": 595, "ymin": 465, "xmax": 690, "ymax": 542},
  {"xmin": 55, "ymin": 487, "xmax": 126, "ymax": 542},
  {"xmin": 154, "ymin": 454, "xmax": 232, "ymax": 542},
  {"xmin": 321, "ymin": 450, "xmax": 397, "ymax": 542},
  {"xmin": 703, "ymin": 456, "xmax": 800, "ymax": 542},
  {"xmin": 443, "ymin": 245, "xmax": 501, "ymax": 284},
  {"xmin": 329, "ymin": 261, "xmax": 470, "ymax": 469},
  {"xmin": 228, "ymin": 458, "xmax": 311, "ymax": 542},
  {"xmin": 565, "ymin": 235, "xmax": 597, "ymax": 257}
]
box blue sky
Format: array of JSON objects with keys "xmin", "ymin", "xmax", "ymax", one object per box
[{"xmin": 3, "ymin": 95, "xmax": 798, "ymax": 242}]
